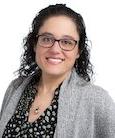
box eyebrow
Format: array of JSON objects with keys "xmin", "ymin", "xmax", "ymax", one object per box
[
  {"xmin": 39, "ymin": 32, "xmax": 53, "ymax": 36},
  {"xmin": 39, "ymin": 32, "xmax": 77, "ymax": 40}
]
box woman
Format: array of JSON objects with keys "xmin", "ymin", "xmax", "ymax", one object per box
[{"xmin": 0, "ymin": 4, "xmax": 115, "ymax": 138}]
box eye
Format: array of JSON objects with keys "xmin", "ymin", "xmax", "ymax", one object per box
[
  {"xmin": 42, "ymin": 36, "xmax": 52, "ymax": 43},
  {"xmin": 61, "ymin": 39, "xmax": 73, "ymax": 46}
]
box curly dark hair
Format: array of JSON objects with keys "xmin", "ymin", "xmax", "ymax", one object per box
[{"xmin": 16, "ymin": 4, "xmax": 93, "ymax": 82}]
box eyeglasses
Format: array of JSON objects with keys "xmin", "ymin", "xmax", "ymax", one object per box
[{"xmin": 36, "ymin": 35, "xmax": 79, "ymax": 51}]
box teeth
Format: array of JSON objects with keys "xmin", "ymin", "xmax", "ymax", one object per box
[{"xmin": 47, "ymin": 58, "xmax": 63, "ymax": 64}]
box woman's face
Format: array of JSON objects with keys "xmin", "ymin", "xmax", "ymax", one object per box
[{"xmin": 34, "ymin": 15, "xmax": 80, "ymax": 77}]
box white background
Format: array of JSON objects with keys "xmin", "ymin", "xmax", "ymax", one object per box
[{"xmin": 0, "ymin": 0, "xmax": 115, "ymax": 110}]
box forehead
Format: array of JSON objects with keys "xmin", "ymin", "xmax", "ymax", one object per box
[{"xmin": 39, "ymin": 15, "xmax": 79, "ymax": 40}]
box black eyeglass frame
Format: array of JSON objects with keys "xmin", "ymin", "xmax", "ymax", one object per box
[{"xmin": 36, "ymin": 35, "xmax": 79, "ymax": 51}]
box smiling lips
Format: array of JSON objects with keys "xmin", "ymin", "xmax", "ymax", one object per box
[{"xmin": 46, "ymin": 57, "xmax": 65, "ymax": 65}]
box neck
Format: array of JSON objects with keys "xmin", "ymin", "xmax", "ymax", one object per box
[{"xmin": 37, "ymin": 71, "xmax": 71, "ymax": 95}]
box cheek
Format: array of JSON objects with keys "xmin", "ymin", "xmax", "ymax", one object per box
[
  {"xmin": 65, "ymin": 49, "xmax": 80, "ymax": 67},
  {"xmin": 64, "ymin": 52, "xmax": 78, "ymax": 65},
  {"xmin": 34, "ymin": 46, "xmax": 43, "ymax": 63},
  {"xmin": 68, "ymin": 48, "xmax": 80, "ymax": 61},
  {"xmin": 34, "ymin": 46, "xmax": 44, "ymax": 57}
]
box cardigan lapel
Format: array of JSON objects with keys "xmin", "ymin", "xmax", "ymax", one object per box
[
  {"xmin": 0, "ymin": 76, "xmax": 32, "ymax": 137},
  {"xmin": 54, "ymin": 69, "xmax": 83, "ymax": 138}
]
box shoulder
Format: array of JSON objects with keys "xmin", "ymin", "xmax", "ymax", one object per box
[
  {"xmin": 77, "ymin": 78, "xmax": 115, "ymax": 112},
  {"xmin": 81, "ymin": 82, "xmax": 115, "ymax": 118},
  {"xmin": 80, "ymin": 81, "xmax": 114, "ymax": 105},
  {"xmin": 10, "ymin": 76, "xmax": 24, "ymax": 88},
  {"xmin": 70, "ymin": 70, "xmax": 115, "ymax": 107},
  {"xmin": 5, "ymin": 76, "xmax": 25, "ymax": 97},
  {"xmin": 0, "ymin": 76, "xmax": 25, "ymax": 118},
  {"xmin": 4, "ymin": 76, "xmax": 24, "ymax": 95},
  {"xmin": 1, "ymin": 72, "xmax": 37, "ymax": 105}
]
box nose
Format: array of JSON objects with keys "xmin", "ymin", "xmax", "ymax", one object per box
[{"xmin": 50, "ymin": 40, "xmax": 61, "ymax": 52}]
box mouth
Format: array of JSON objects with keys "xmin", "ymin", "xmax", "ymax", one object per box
[{"xmin": 46, "ymin": 57, "xmax": 65, "ymax": 64}]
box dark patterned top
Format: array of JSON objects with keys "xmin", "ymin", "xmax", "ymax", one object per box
[{"xmin": 2, "ymin": 77, "xmax": 60, "ymax": 138}]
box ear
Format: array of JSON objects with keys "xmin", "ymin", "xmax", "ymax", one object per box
[
  {"xmin": 76, "ymin": 53, "xmax": 80, "ymax": 59},
  {"xmin": 76, "ymin": 48, "xmax": 80, "ymax": 59},
  {"xmin": 33, "ymin": 45, "xmax": 36, "ymax": 53}
]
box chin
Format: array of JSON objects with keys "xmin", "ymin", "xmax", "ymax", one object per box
[
  {"xmin": 46, "ymin": 71, "xmax": 63, "ymax": 76},
  {"xmin": 43, "ymin": 69, "xmax": 70, "ymax": 78}
]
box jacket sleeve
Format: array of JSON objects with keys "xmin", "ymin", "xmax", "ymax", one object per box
[
  {"xmin": 0, "ymin": 77, "xmax": 23, "ymax": 119},
  {"xmin": 94, "ymin": 87, "xmax": 115, "ymax": 138}
]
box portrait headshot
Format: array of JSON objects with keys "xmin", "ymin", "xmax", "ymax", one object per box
[{"xmin": 0, "ymin": 1, "xmax": 115, "ymax": 138}]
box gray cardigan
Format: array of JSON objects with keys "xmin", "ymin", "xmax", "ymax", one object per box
[{"xmin": 0, "ymin": 69, "xmax": 115, "ymax": 138}]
